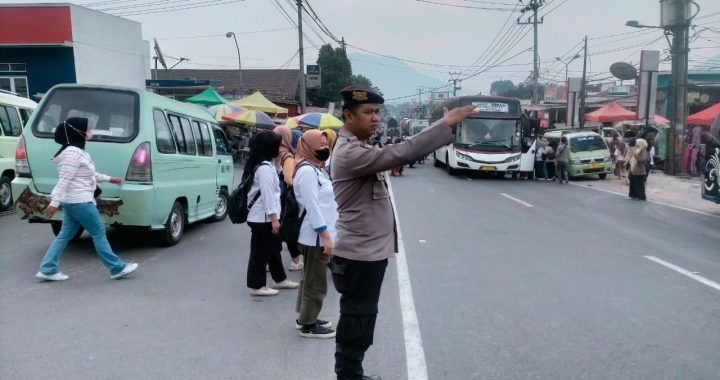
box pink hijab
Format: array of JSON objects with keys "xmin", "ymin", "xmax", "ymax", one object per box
[
  {"xmin": 273, "ymin": 125, "xmax": 293, "ymax": 165},
  {"xmin": 294, "ymin": 129, "xmax": 327, "ymax": 174}
]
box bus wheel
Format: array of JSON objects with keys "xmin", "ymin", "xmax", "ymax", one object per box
[
  {"xmin": 599, "ymin": 173, "xmax": 607, "ymax": 180},
  {"xmin": 434, "ymin": 152, "xmax": 441, "ymax": 168},
  {"xmin": 161, "ymin": 201, "xmax": 185, "ymax": 246},
  {"xmin": 446, "ymin": 154, "xmax": 456, "ymax": 176},
  {"xmin": 50, "ymin": 221, "xmax": 84, "ymax": 240},
  {"xmin": 210, "ymin": 189, "xmax": 229, "ymax": 222}
]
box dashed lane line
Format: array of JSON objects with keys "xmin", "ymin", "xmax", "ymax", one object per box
[
  {"xmin": 644, "ymin": 255, "xmax": 720, "ymax": 292},
  {"xmin": 500, "ymin": 193, "xmax": 534, "ymax": 207}
]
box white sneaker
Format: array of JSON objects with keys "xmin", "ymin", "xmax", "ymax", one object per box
[
  {"xmin": 288, "ymin": 260, "xmax": 304, "ymax": 271},
  {"xmin": 36, "ymin": 271, "xmax": 69, "ymax": 281},
  {"xmin": 250, "ymin": 286, "xmax": 279, "ymax": 296},
  {"xmin": 111, "ymin": 262, "xmax": 138, "ymax": 280},
  {"xmin": 272, "ymin": 279, "xmax": 299, "ymax": 289}
]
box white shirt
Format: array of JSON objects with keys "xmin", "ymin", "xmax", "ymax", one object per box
[
  {"xmin": 294, "ymin": 164, "xmax": 338, "ymax": 246},
  {"xmin": 50, "ymin": 146, "xmax": 110, "ymax": 207},
  {"xmin": 247, "ymin": 161, "xmax": 281, "ymax": 223}
]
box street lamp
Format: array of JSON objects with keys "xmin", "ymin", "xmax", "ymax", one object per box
[
  {"xmin": 226, "ymin": 31, "xmax": 243, "ymax": 97},
  {"xmin": 555, "ymin": 54, "xmax": 581, "ymax": 85}
]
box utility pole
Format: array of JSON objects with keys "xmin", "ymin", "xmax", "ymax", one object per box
[
  {"xmin": 297, "ymin": 0, "xmax": 306, "ymax": 114},
  {"xmin": 341, "ymin": 37, "xmax": 347, "ymax": 54},
  {"xmin": 578, "ymin": 35, "xmax": 588, "ymax": 128},
  {"xmin": 417, "ymin": 86, "xmax": 423, "ymax": 105},
  {"xmin": 517, "ymin": 0, "xmax": 543, "ymax": 105},
  {"xmin": 448, "ymin": 72, "xmax": 462, "ymax": 97},
  {"xmin": 668, "ymin": 0, "xmax": 690, "ymax": 175}
]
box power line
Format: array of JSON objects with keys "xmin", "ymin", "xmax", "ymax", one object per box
[
  {"xmin": 157, "ymin": 27, "xmax": 294, "ymax": 40},
  {"xmin": 416, "ymin": 0, "xmax": 517, "ymax": 11},
  {"xmin": 110, "ymin": 0, "xmax": 245, "ymax": 16}
]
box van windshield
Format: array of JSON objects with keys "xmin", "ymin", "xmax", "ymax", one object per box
[
  {"xmin": 570, "ymin": 135, "xmax": 606, "ymax": 152},
  {"xmin": 31, "ymin": 88, "xmax": 139, "ymax": 142}
]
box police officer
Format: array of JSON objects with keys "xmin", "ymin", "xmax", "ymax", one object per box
[{"xmin": 330, "ymin": 85, "xmax": 474, "ymax": 379}]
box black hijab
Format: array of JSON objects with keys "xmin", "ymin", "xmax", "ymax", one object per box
[{"xmin": 54, "ymin": 117, "xmax": 88, "ymax": 157}]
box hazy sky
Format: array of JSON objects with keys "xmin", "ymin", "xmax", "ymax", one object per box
[{"xmin": 5, "ymin": 0, "xmax": 720, "ymax": 101}]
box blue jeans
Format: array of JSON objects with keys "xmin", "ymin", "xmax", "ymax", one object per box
[{"xmin": 39, "ymin": 202, "xmax": 126, "ymax": 276}]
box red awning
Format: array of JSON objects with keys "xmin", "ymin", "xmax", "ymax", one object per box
[
  {"xmin": 687, "ymin": 103, "xmax": 720, "ymax": 126},
  {"xmin": 584, "ymin": 101, "xmax": 636, "ymax": 122}
]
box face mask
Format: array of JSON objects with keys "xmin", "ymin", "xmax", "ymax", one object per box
[{"xmin": 315, "ymin": 148, "xmax": 330, "ymax": 161}]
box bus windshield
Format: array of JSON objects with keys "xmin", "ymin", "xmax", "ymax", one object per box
[
  {"xmin": 570, "ymin": 135, "xmax": 606, "ymax": 152},
  {"xmin": 456, "ymin": 118, "xmax": 520, "ymax": 151}
]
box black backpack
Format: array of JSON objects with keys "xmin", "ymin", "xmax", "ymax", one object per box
[
  {"xmin": 228, "ymin": 163, "xmax": 267, "ymax": 224},
  {"xmin": 280, "ymin": 163, "xmax": 320, "ymax": 247}
]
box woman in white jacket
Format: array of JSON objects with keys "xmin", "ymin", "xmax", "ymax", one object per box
[
  {"xmin": 293, "ymin": 130, "xmax": 337, "ymax": 338},
  {"xmin": 37, "ymin": 118, "xmax": 137, "ymax": 282}
]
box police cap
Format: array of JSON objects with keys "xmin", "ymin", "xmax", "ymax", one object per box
[{"xmin": 340, "ymin": 85, "xmax": 384, "ymax": 107}]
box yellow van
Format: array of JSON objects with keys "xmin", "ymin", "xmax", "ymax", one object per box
[{"xmin": 543, "ymin": 130, "xmax": 613, "ymax": 179}]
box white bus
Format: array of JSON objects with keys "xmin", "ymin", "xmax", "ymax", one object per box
[{"xmin": 433, "ymin": 95, "xmax": 536, "ymax": 178}]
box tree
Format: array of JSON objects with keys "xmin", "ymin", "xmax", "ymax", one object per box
[
  {"xmin": 490, "ymin": 80, "xmax": 514, "ymax": 95},
  {"xmin": 306, "ymin": 44, "xmax": 383, "ymax": 107},
  {"xmin": 307, "ymin": 44, "xmax": 352, "ymax": 107}
]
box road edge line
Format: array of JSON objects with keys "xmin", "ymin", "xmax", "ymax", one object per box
[
  {"xmin": 386, "ymin": 176, "xmax": 429, "ymax": 380},
  {"xmin": 568, "ymin": 182, "xmax": 720, "ymax": 220},
  {"xmin": 644, "ymin": 255, "xmax": 720, "ymax": 291}
]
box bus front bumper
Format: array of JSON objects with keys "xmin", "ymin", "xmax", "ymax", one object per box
[{"xmin": 455, "ymin": 158, "xmax": 520, "ymax": 172}]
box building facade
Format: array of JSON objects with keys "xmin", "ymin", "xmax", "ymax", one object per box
[{"xmin": 0, "ymin": 3, "xmax": 150, "ymax": 98}]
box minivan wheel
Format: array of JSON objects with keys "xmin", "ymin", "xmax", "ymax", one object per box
[
  {"xmin": 599, "ymin": 173, "xmax": 607, "ymax": 180},
  {"xmin": 50, "ymin": 221, "xmax": 84, "ymax": 240},
  {"xmin": 0, "ymin": 175, "xmax": 12, "ymax": 211},
  {"xmin": 161, "ymin": 201, "xmax": 185, "ymax": 246},
  {"xmin": 210, "ymin": 189, "xmax": 229, "ymax": 222},
  {"xmin": 434, "ymin": 152, "xmax": 441, "ymax": 168}
]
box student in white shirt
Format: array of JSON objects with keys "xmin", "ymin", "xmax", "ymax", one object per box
[
  {"xmin": 245, "ymin": 131, "xmax": 298, "ymax": 296},
  {"xmin": 292, "ymin": 129, "xmax": 337, "ymax": 338},
  {"xmin": 37, "ymin": 118, "xmax": 137, "ymax": 282}
]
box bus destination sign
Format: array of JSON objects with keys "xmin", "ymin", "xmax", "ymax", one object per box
[{"xmin": 471, "ymin": 101, "xmax": 510, "ymax": 113}]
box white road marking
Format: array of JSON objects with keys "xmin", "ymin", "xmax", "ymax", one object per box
[
  {"xmin": 644, "ymin": 256, "xmax": 720, "ymax": 292},
  {"xmin": 500, "ymin": 193, "xmax": 534, "ymax": 207},
  {"xmin": 461, "ymin": 175, "xmax": 473, "ymax": 181},
  {"xmin": 386, "ymin": 177, "xmax": 429, "ymax": 380},
  {"xmin": 569, "ymin": 182, "xmax": 720, "ymax": 220}
]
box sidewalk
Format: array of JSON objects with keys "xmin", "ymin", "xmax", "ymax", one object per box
[{"xmin": 571, "ymin": 172, "xmax": 720, "ymax": 217}]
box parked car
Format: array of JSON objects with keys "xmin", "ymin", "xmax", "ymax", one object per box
[
  {"xmin": 12, "ymin": 84, "xmax": 234, "ymax": 245},
  {"xmin": 0, "ymin": 91, "xmax": 37, "ymax": 211},
  {"xmin": 543, "ymin": 130, "xmax": 613, "ymax": 179}
]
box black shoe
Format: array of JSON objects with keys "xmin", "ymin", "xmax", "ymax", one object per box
[
  {"xmin": 295, "ymin": 319, "xmax": 332, "ymax": 330},
  {"xmin": 299, "ymin": 323, "xmax": 336, "ymax": 339}
]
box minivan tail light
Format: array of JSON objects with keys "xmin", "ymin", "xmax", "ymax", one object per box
[
  {"xmin": 15, "ymin": 135, "xmax": 31, "ymax": 177},
  {"xmin": 126, "ymin": 142, "xmax": 152, "ymax": 182}
]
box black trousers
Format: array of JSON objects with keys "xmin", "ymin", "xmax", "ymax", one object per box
[
  {"xmin": 247, "ymin": 222, "xmax": 287, "ymax": 289},
  {"xmin": 330, "ymin": 256, "xmax": 388, "ymax": 380},
  {"xmin": 629, "ymin": 174, "xmax": 647, "ymax": 200}
]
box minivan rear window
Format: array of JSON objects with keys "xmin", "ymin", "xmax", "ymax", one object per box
[{"xmin": 31, "ymin": 88, "xmax": 139, "ymax": 142}]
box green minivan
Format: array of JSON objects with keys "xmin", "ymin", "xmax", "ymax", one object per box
[
  {"xmin": 12, "ymin": 84, "xmax": 234, "ymax": 245},
  {"xmin": 543, "ymin": 130, "xmax": 613, "ymax": 179},
  {"xmin": 0, "ymin": 91, "xmax": 37, "ymax": 211}
]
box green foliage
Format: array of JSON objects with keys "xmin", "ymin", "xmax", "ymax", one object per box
[
  {"xmin": 306, "ymin": 44, "xmax": 382, "ymax": 107},
  {"xmin": 490, "ymin": 80, "xmax": 545, "ymax": 100}
]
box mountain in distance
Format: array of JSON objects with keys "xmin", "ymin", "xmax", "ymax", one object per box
[{"xmin": 348, "ymin": 52, "xmax": 446, "ymax": 103}]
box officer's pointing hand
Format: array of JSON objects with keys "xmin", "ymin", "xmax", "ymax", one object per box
[{"xmin": 443, "ymin": 105, "xmax": 476, "ymax": 127}]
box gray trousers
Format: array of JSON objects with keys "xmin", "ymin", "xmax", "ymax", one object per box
[
  {"xmin": 556, "ymin": 161, "xmax": 569, "ymax": 181},
  {"xmin": 296, "ymin": 244, "xmax": 331, "ymax": 325}
]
